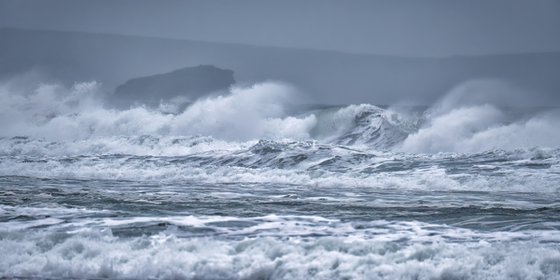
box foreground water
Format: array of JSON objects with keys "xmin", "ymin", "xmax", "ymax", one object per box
[{"xmin": 1, "ymin": 136, "xmax": 560, "ymax": 279}]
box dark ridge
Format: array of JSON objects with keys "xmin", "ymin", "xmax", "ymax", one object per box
[
  {"xmin": 112, "ymin": 65, "xmax": 235, "ymax": 108},
  {"xmin": 1, "ymin": 28, "xmax": 560, "ymax": 105}
]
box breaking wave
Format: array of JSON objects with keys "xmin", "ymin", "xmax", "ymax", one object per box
[
  {"xmin": 1, "ymin": 136, "xmax": 559, "ymax": 192},
  {"xmin": 0, "ymin": 79, "xmax": 559, "ymax": 154},
  {"xmin": 400, "ymin": 80, "xmax": 560, "ymax": 153},
  {"xmin": 0, "ymin": 81, "xmax": 315, "ymax": 141}
]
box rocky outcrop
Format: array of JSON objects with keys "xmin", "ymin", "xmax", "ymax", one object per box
[{"xmin": 112, "ymin": 65, "xmax": 235, "ymax": 107}]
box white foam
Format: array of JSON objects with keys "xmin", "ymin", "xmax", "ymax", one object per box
[
  {"xmin": 0, "ymin": 135, "xmax": 250, "ymax": 157},
  {"xmin": 1, "ymin": 219, "xmax": 560, "ymax": 279},
  {"xmin": 0, "ymin": 81, "xmax": 315, "ymax": 141},
  {"xmin": 1, "ymin": 147, "xmax": 559, "ymax": 193}
]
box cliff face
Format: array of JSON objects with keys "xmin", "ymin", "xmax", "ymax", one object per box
[{"xmin": 112, "ymin": 65, "xmax": 235, "ymax": 107}]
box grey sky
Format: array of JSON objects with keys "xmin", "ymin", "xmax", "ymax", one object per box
[{"xmin": 1, "ymin": 0, "xmax": 559, "ymax": 57}]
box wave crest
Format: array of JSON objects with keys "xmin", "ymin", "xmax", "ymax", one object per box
[{"xmin": 1, "ymin": 79, "xmax": 559, "ymax": 153}]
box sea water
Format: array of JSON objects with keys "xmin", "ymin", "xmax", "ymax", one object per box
[{"xmin": 1, "ymin": 82, "xmax": 559, "ymax": 279}]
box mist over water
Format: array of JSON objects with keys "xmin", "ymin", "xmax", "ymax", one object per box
[
  {"xmin": 400, "ymin": 80, "xmax": 560, "ymax": 153},
  {"xmin": 0, "ymin": 81, "xmax": 315, "ymax": 141}
]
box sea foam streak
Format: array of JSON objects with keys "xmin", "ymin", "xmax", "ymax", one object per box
[
  {"xmin": 1, "ymin": 137, "xmax": 559, "ymax": 193},
  {"xmin": 2, "ymin": 220, "xmax": 560, "ymax": 279}
]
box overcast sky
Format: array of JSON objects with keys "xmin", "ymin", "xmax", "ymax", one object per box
[{"xmin": 1, "ymin": 0, "xmax": 560, "ymax": 57}]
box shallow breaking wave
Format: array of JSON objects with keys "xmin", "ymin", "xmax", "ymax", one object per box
[{"xmin": 1, "ymin": 136, "xmax": 559, "ymax": 192}]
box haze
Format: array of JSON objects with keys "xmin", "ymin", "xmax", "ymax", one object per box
[
  {"xmin": 2, "ymin": 0, "xmax": 560, "ymax": 57},
  {"xmin": 1, "ymin": 0, "xmax": 560, "ymax": 106}
]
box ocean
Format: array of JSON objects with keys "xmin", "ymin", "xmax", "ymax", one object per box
[{"xmin": 1, "ymin": 82, "xmax": 559, "ymax": 279}]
